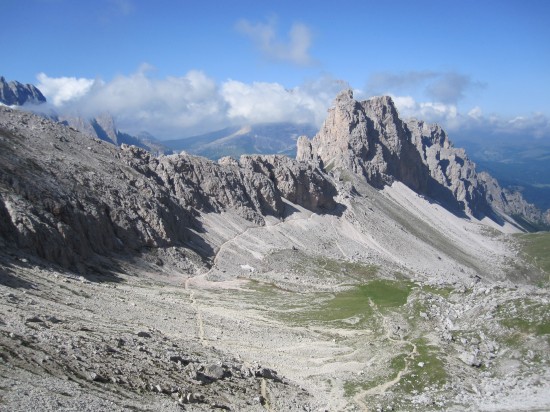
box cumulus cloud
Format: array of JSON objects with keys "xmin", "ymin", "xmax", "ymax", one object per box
[
  {"xmin": 368, "ymin": 71, "xmax": 486, "ymax": 104},
  {"xmin": 37, "ymin": 73, "xmax": 96, "ymax": 106},
  {"xmin": 236, "ymin": 18, "xmax": 314, "ymax": 66},
  {"xmin": 390, "ymin": 94, "xmax": 550, "ymax": 142},
  {"xmin": 221, "ymin": 75, "xmax": 346, "ymax": 126},
  {"xmin": 36, "ymin": 68, "xmax": 346, "ymax": 139},
  {"xmin": 35, "ymin": 67, "xmax": 548, "ymax": 143}
]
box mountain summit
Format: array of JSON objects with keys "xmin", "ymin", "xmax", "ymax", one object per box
[
  {"xmin": 1, "ymin": 91, "xmax": 549, "ymax": 412},
  {"xmin": 298, "ymin": 89, "xmax": 548, "ymax": 226},
  {"xmin": 0, "ymin": 76, "xmax": 46, "ymax": 106}
]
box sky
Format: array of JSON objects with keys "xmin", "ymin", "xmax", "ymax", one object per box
[{"xmin": 2, "ymin": 0, "xmax": 549, "ymax": 142}]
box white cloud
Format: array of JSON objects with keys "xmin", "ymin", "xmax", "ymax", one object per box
[
  {"xmin": 391, "ymin": 94, "xmax": 550, "ymax": 142},
  {"xmin": 468, "ymin": 106, "xmax": 483, "ymax": 119},
  {"xmin": 236, "ymin": 18, "xmax": 314, "ymax": 66},
  {"xmin": 221, "ymin": 77, "xmax": 341, "ymax": 126},
  {"xmin": 37, "ymin": 73, "xmax": 96, "ymax": 106},
  {"xmin": 391, "ymin": 94, "xmax": 459, "ymax": 126},
  {"xmin": 36, "ymin": 67, "xmax": 345, "ymax": 139},
  {"xmin": 35, "ymin": 67, "xmax": 549, "ymax": 143}
]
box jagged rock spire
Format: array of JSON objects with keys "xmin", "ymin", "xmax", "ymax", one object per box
[
  {"xmin": 297, "ymin": 91, "xmax": 429, "ymax": 192},
  {"xmin": 0, "ymin": 76, "xmax": 46, "ymax": 106}
]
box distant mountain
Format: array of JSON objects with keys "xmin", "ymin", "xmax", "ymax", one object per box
[
  {"xmin": 0, "ymin": 76, "xmax": 46, "ymax": 106},
  {"xmin": 59, "ymin": 113, "xmax": 173, "ymax": 155},
  {"xmin": 164, "ymin": 123, "xmax": 318, "ymax": 159},
  {"xmin": 0, "ymin": 75, "xmax": 171, "ymax": 155},
  {"xmin": 457, "ymin": 139, "xmax": 550, "ymax": 211}
]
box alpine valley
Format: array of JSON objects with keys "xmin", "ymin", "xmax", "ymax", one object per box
[{"xmin": 1, "ymin": 78, "xmax": 549, "ymax": 411}]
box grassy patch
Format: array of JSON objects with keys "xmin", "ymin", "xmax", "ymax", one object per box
[
  {"xmin": 420, "ymin": 285, "xmax": 454, "ymax": 298},
  {"xmin": 398, "ymin": 338, "xmax": 447, "ymax": 393},
  {"xmin": 281, "ymin": 280, "xmax": 413, "ymax": 327},
  {"xmin": 289, "ymin": 253, "xmax": 378, "ymax": 281},
  {"xmin": 517, "ymin": 231, "xmax": 550, "ymax": 275},
  {"xmin": 344, "ymin": 353, "xmax": 407, "ymax": 397},
  {"xmin": 496, "ymin": 298, "xmax": 550, "ymax": 337}
]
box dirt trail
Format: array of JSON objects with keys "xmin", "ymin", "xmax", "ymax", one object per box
[
  {"xmin": 352, "ymin": 299, "xmax": 418, "ymax": 411},
  {"xmin": 261, "ymin": 378, "xmax": 272, "ymax": 411},
  {"xmin": 184, "ymin": 277, "xmax": 206, "ymax": 345}
]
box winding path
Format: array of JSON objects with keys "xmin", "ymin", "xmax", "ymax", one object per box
[
  {"xmin": 182, "ymin": 208, "xmax": 317, "ymax": 410},
  {"xmin": 352, "ymin": 299, "xmax": 418, "ymax": 411}
]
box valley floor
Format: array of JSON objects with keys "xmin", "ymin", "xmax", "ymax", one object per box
[{"xmin": 1, "ymin": 182, "xmax": 549, "ymax": 411}]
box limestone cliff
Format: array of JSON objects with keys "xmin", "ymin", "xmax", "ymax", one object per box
[
  {"xmin": 0, "ymin": 106, "xmax": 337, "ymax": 271},
  {"xmin": 297, "ymin": 89, "xmax": 428, "ymax": 192},
  {"xmin": 237, "ymin": 155, "xmax": 337, "ymax": 212},
  {"xmin": 298, "ymin": 90, "xmax": 547, "ymax": 225}
]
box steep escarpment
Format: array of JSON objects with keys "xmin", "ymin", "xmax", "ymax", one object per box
[
  {"xmin": 0, "ymin": 106, "xmax": 337, "ymax": 271},
  {"xmin": 298, "ymin": 89, "xmax": 546, "ymax": 226},
  {"xmin": 297, "ymin": 90, "xmax": 428, "ymax": 192},
  {"xmin": 406, "ymin": 119, "xmax": 490, "ymax": 216},
  {"xmin": 0, "ymin": 107, "xmax": 197, "ymax": 270},
  {"xmin": 478, "ymin": 171, "xmax": 550, "ymax": 227},
  {"xmin": 237, "ymin": 154, "xmax": 338, "ymax": 212}
]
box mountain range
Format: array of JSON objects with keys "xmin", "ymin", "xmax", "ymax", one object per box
[
  {"xmin": 1, "ymin": 78, "xmax": 549, "ymax": 411},
  {"xmin": 0, "ymin": 76, "xmax": 46, "ymax": 106},
  {"xmin": 165, "ymin": 123, "xmax": 318, "ymax": 159},
  {"xmin": 3, "ymin": 75, "xmax": 547, "ymax": 219}
]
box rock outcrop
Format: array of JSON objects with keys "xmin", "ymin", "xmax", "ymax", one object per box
[
  {"xmin": 406, "ymin": 119, "xmax": 490, "ymax": 215},
  {"xmin": 238, "ymin": 155, "xmax": 338, "ymax": 212},
  {"xmin": 478, "ymin": 171, "xmax": 550, "ymax": 227},
  {"xmin": 0, "ymin": 107, "xmax": 198, "ymax": 269},
  {"xmin": 0, "ymin": 76, "xmax": 46, "ymax": 106},
  {"xmin": 297, "ymin": 90, "xmax": 428, "ymax": 192},
  {"xmin": 0, "ymin": 106, "xmax": 337, "ymax": 271},
  {"xmin": 298, "ymin": 90, "xmax": 547, "ymax": 225}
]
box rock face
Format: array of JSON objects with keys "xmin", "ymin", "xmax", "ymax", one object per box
[
  {"xmin": 478, "ymin": 171, "xmax": 549, "ymax": 226},
  {"xmin": 59, "ymin": 113, "xmax": 172, "ymax": 155},
  {"xmin": 0, "ymin": 76, "xmax": 46, "ymax": 106},
  {"xmin": 0, "ymin": 106, "xmax": 337, "ymax": 271},
  {"xmin": 298, "ymin": 90, "xmax": 428, "ymax": 192},
  {"xmin": 298, "ymin": 89, "xmax": 547, "ymax": 224},
  {"xmin": 406, "ymin": 119, "xmax": 490, "ymax": 215},
  {"xmin": 0, "ymin": 107, "xmax": 198, "ymax": 270},
  {"xmin": 238, "ymin": 155, "xmax": 338, "ymax": 212}
]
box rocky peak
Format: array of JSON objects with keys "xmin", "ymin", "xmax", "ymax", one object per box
[
  {"xmin": 0, "ymin": 76, "xmax": 46, "ymax": 106},
  {"xmin": 406, "ymin": 118, "xmax": 490, "ymax": 215},
  {"xmin": 297, "ymin": 89, "xmax": 428, "ymax": 191},
  {"xmin": 297, "ymin": 91, "xmax": 547, "ymax": 225}
]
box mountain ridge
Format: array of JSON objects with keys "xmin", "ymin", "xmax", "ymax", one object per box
[
  {"xmin": 298, "ymin": 89, "xmax": 549, "ymax": 228},
  {"xmin": 1, "ymin": 92, "xmax": 549, "ymax": 411},
  {"xmin": 0, "ymin": 76, "xmax": 46, "ymax": 106}
]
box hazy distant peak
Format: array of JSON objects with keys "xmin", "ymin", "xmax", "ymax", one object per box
[{"xmin": 0, "ymin": 75, "xmax": 46, "ymax": 106}]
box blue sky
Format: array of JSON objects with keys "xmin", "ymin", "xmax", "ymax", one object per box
[{"xmin": 2, "ymin": 0, "xmax": 549, "ymax": 140}]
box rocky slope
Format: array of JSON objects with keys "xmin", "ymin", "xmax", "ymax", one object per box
[
  {"xmin": 0, "ymin": 106, "xmax": 336, "ymax": 272},
  {"xmin": 59, "ymin": 113, "xmax": 172, "ymax": 155},
  {"xmin": 1, "ymin": 93, "xmax": 549, "ymax": 411},
  {"xmin": 0, "ymin": 76, "xmax": 46, "ymax": 106}
]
